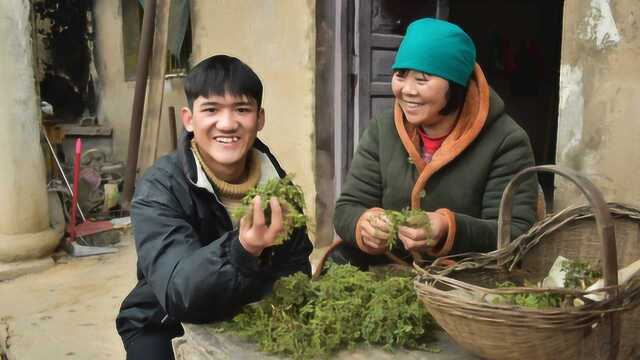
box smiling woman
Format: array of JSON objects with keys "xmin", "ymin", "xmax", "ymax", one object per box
[
  {"xmin": 332, "ymin": 18, "xmax": 539, "ymax": 270},
  {"xmin": 391, "ymin": 70, "xmax": 454, "ymax": 137}
]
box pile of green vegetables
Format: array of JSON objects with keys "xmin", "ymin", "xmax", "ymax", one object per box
[
  {"xmin": 493, "ymin": 259, "xmax": 602, "ymax": 309},
  {"xmin": 217, "ymin": 263, "xmax": 438, "ymax": 359},
  {"xmin": 232, "ymin": 175, "xmax": 308, "ymax": 244},
  {"xmin": 383, "ymin": 208, "xmax": 433, "ymax": 251}
]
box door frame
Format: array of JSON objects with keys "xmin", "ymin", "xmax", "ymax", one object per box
[{"xmin": 314, "ymin": 0, "xmax": 450, "ymax": 246}]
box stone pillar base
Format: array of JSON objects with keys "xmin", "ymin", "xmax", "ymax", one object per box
[
  {"xmin": 0, "ymin": 193, "xmax": 65, "ymax": 272},
  {"xmin": 0, "ymin": 225, "xmax": 62, "ymax": 264},
  {"xmin": 0, "ymin": 257, "xmax": 54, "ymax": 281}
]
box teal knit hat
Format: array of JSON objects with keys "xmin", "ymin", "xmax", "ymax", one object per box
[{"xmin": 392, "ymin": 18, "xmax": 476, "ymax": 86}]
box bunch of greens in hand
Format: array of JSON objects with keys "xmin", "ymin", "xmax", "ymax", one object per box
[
  {"xmin": 383, "ymin": 208, "xmax": 433, "ymax": 251},
  {"xmin": 232, "ymin": 174, "xmax": 307, "ymax": 245}
]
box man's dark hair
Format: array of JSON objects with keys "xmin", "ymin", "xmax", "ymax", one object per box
[
  {"xmin": 184, "ymin": 55, "xmax": 263, "ymax": 109},
  {"xmin": 440, "ymin": 81, "xmax": 467, "ymax": 116}
]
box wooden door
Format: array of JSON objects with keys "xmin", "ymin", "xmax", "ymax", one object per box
[{"xmin": 354, "ymin": 0, "xmax": 441, "ymax": 139}]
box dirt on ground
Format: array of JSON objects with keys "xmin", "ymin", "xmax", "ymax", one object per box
[
  {"xmin": 0, "ymin": 231, "xmax": 329, "ymax": 360},
  {"xmin": 0, "ymin": 232, "xmax": 137, "ymax": 360}
]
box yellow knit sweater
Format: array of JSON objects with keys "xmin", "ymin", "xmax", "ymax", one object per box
[{"xmin": 191, "ymin": 140, "xmax": 261, "ymax": 225}]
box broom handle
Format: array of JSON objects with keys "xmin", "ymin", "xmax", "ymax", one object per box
[
  {"xmin": 69, "ymin": 138, "xmax": 82, "ymax": 244},
  {"xmin": 496, "ymin": 164, "xmax": 619, "ymax": 360},
  {"xmin": 41, "ymin": 125, "xmax": 87, "ymax": 222}
]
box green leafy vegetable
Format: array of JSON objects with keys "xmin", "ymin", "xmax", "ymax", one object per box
[
  {"xmin": 562, "ymin": 259, "xmax": 601, "ymax": 289},
  {"xmin": 383, "ymin": 208, "xmax": 433, "ymax": 251},
  {"xmin": 493, "ymin": 259, "xmax": 601, "ymax": 309},
  {"xmin": 494, "ymin": 281, "xmax": 564, "ymax": 309},
  {"xmin": 218, "ymin": 263, "xmax": 438, "ymax": 359},
  {"xmin": 231, "ymin": 174, "xmax": 307, "ymax": 244}
]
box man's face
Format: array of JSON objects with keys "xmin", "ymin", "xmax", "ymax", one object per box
[{"xmin": 182, "ymin": 93, "xmax": 264, "ymax": 181}]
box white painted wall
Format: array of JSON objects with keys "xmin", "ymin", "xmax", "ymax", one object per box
[{"xmin": 556, "ymin": 0, "xmax": 640, "ymax": 209}]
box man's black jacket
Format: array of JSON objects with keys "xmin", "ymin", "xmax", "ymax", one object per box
[{"xmin": 116, "ymin": 132, "xmax": 313, "ymax": 344}]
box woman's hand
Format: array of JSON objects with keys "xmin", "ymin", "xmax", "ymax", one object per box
[
  {"xmin": 239, "ymin": 195, "xmax": 285, "ymax": 256},
  {"xmin": 398, "ymin": 211, "xmax": 448, "ymax": 252},
  {"xmin": 360, "ymin": 211, "xmax": 392, "ymax": 252}
]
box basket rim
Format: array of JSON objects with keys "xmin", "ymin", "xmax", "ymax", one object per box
[
  {"xmin": 412, "ymin": 202, "xmax": 640, "ymax": 329},
  {"xmin": 414, "ymin": 275, "xmax": 640, "ymax": 311},
  {"xmin": 415, "ymin": 202, "xmax": 640, "ymax": 276}
]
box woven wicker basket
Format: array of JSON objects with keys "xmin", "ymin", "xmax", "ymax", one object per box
[{"xmin": 414, "ymin": 165, "xmax": 640, "ymax": 360}]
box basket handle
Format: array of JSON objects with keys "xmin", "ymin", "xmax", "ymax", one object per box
[
  {"xmin": 497, "ymin": 165, "xmax": 619, "ymax": 290},
  {"xmin": 498, "ymin": 165, "xmax": 620, "ymax": 359}
]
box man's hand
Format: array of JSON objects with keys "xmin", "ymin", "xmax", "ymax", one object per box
[
  {"xmin": 239, "ymin": 195, "xmax": 285, "ymax": 256},
  {"xmin": 360, "ymin": 211, "xmax": 392, "ymax": 252},
  {"xmin": 397, "ymin": 211, "xmax": 448, "ymax": 252}
]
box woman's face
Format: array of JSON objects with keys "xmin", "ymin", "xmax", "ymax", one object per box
[{"xmin": 391, "ymin": 70, "xmax": 450, "ymax": 127}]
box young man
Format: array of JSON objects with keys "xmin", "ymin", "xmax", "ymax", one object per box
[{"xmin": 116, "ymin": 55, "xmax": 313, "ymax": 359}]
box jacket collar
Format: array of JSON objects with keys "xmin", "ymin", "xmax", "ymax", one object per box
[{"xmin": 177, "ymin": 131, "xmax": 286, "ymax": 189}]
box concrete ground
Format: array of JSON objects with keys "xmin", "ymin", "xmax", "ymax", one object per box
[
  {"xmin": 0, "ymin": 231, "xmax": 330, "ymax": 360},
  {"xmin": 0, "ymin": 232, "xmax": 137, "ymax": 359}
]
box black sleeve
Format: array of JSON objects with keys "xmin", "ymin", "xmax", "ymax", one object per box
[
  {"xmin": 270, "ymin": 225, "xmax": 313, "ymax": 279},
  {"xmin": 131, "ymin": 169, "xmax": 311, "ymax": 324}
]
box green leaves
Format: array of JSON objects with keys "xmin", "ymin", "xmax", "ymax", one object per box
[
  {"xmin": 562, "ymin": 259, "xmax": 601, "ymax": 290},
  {"xmin": 493, "ymin": 260, "xmax": 601, "ymax": 309},
  {"xmin": 494, "ymin": 281, "xmax": 563, "ymax": 309},
  {"xmin": 231, "ymin": 174, "xmax": 308, "ymax": 244},
  {"xmin": 383, "ymin": 208, "xmax": 433, "ymax": 251},
  {"xmin": 218, "ymin": 263, "xmax": 437, "ymax": 359}
]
